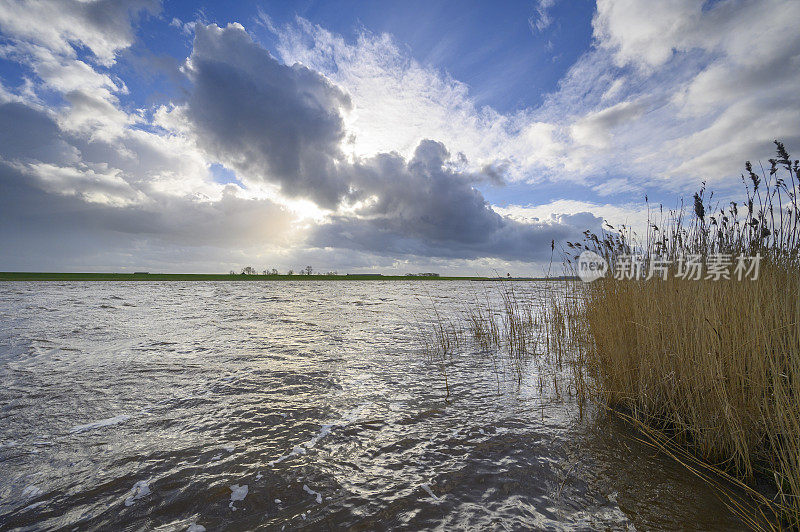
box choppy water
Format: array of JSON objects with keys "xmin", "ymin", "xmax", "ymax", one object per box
[{"xmin": 0, "ymin": 281, "xmax": 750, "ymax": 530}]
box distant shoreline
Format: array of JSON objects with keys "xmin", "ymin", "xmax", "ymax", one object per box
[{"xmin": 0, "ymin": 272, "xmax": 575, "ymax": 282}]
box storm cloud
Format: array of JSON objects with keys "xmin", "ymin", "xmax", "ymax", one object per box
[
  {"xmin": 181, "ymin": 24, "xmax": 596, "ymax": 262},
  {"xmin": 184, "ymin": 23, "xmax": 353, "ymax": 208},
  {"xmin": 312, "ymin": 140, "xmax": 600, "ymax": 261}
]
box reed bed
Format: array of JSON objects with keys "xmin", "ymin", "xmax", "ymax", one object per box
[
  {"xmin": 416, "ymin": 281, "xmax": 580, "ymax": 401},
  {"xmin": 417, "ymin": 142, "xmax": 798, "ymax": 527},
  {"xmin": 418, "ymin": 141, "xmax": 799, "ymax": 527},
  {"xmin": 563, "ymin": 141, "xmax": 800, "ymax": 528}
]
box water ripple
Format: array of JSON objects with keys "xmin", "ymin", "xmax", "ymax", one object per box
[{"xmin": 0, "ymin": 281, "xmax": 750, "ymax": 530}]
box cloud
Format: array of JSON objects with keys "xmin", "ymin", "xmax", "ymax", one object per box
[
  {"xmin": 569, "ymin": 99, "xmax": 646, "ymax": 148},
  {"xmin": 311, "ymin": 140, "xmax": 601, "ymax": 261},
  {"xmin": 0, "ymin": 1, "xmax": 160, "ymax": 143},
  {"xmin": 270, "ymin": 2, "xmax": 800, "ymax": 197},
  {"xmin": 0, "ymin": 102, "xmax": 79, "ymax": 164},
  {"xmin": 0, "ymin": 96, "xmax": 300, "ymax": 271},
  {"xmin": 593, "ymin": 0, "xmax": 703, "ymax": 68},
  {"xmin": 0, "ymin": 18, "xmax": 588, "ymax": 271},
  {"xmin": 0, "ymin": 139, "xmax": 299, "ymax": 271},
  {"xmin": 184, "ymin": 23, "xmax": 353, "ymax": 208},
  {"xmin": 270, "ymin": 19, "xmax": 563, "ymax": 182},
  {"xmin": 0, "ymin": 0, "xmax": 160, "ymax": 67},
  {"xmin": 180, "ymin": 24, "xmax": 596, "ymax": 262},
  {"xmin": 496, "ymin": 199, "xmax": 650, "ymax": 237},
  {"xmin": 589, "ymin": 0, "xmax": 800, "ymax": 179},
  {"xmin": 529, "ymin": 0, "xmax": 557, "ymax": 33}
]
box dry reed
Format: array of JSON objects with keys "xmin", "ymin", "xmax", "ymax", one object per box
[{"xmin": 564, "ymin": 141, "xmax": 800, "ymax": 528}]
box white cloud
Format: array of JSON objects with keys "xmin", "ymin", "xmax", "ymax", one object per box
[
  {"xmin": 529, "ymin": 0, "xmax": 557, "ymax": 33},
  {"xmin": 15, "ymin": 161, "xmax": 144, "ymax": 206},
  {"xmin": 569, "ymin": 99, "xmax": 646, "ymax": 149},
  {"xmin": 593, "ymin": 0, "xmax": 703, "ymax": 68},
  {"xmin": 267, "ymin": 1, "xmax": 800, "ymax": 197},
  {"xmin": 496, "ymin": 199, "xmax": 651, "ymax": 238},
  {"xmin": 0, "ymin": 0, "xmax": 160, "ymax": 67},
  {"xmin": 0, "ymin": 2, "xmax": 156, "ymax": 142},
  {"xmin": 270, "ymin": 19, "xmax": 564, "ymax": 183}
]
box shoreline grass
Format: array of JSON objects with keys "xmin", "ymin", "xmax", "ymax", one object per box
[{"xmin": 562, "ymin": 141, "xmax": 800, "ymax": 528}]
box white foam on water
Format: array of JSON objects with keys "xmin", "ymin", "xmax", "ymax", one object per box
[
  {"xmin": 229, "ymin": 484, "xmax": 248, "ymax": 511},
  {"xmin": 223, "ymin": 445, "xmax": 234, "ymax": 452},
  {"xmin": 304, "ymin": 424, "xmax": 333, "ymax": 449},
  {"xmin": 267, "ymin": 445, "xmax": 306, "ymax": 467},
  {"xmin": 210, "ymin": 453, "xmax": 222, "ymax": 461},
  {"xmin": 124, "ymin": 480, "xmax": 151, "ymax": 507},
  {"xmin": 255, "ymin": 471, "xmax": 263, "ymax": 481},
  {"xmin": 293, "ymin": 445, "xmax": 307, "ymax": 454},
  {"xmin": 187, "ymin": 524, "xmax": 206, "ymax": 532},
  {"xmin": 22, "ymin": 485, "xmax": 43, "ymax": 498},
  {"xmin": 303, "ymin": 484, "xmax": 322, "ymax": 504},
  {"xmin": 70, "ymin": 415, "xmax": 131, "ymax": 434},
  {"xmin": 22, "ymin": 501, "xmax": 46, "ymax": 511},
  {"xmin": 268, "ymin": 403, "xmax": 369, "ymax": 467},
  {"xmin": 419, "ymin": 483, "xmax": 442, "ymax": 502}
]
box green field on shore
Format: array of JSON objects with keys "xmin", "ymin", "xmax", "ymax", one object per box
[{"xmin": 0, "ymin": 272, "xmax": 562, "ymax": 281}]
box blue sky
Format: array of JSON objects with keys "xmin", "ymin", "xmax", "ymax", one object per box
[
  {"xmin": 121, "ymin": 1, "xmax": 594, "ymax": 112},
  {"xmin": 0, "ymin": 1, "xmax": 797, "ymax": 274}
]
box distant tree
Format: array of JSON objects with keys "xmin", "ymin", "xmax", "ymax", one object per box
[
  {"xmin": 229, "ymin": 270, "xmax": 236, "ymax": 275},
  {"xmin": 241, "ymin": 266, "xmax": 256, "ymax": 275},
  {"xmin": 271, "ymin": 268, "xmax": 278, "ymax": 276},
  {"xmin": 305, "ymin": 265, "xmax": 313, "ymax": 276},
  {"xmin": 262, "ymin": 270, "xmax": 267, "ymax": 275},
  {"xmin": 287, "ymin": 269, "xmax": 294, "ymax": 275}
]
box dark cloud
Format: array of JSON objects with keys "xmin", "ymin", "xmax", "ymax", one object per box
[
  {"xmin": 312, "ymin": 140, "xmax": 601, "ymax": 261},
  {"xmin": 185, "ymin": 23, "xmax": 352, "ymax": 208},
  {"xmin": 0, "ymin": 102, "xmax": 78, "ymax": 164}
]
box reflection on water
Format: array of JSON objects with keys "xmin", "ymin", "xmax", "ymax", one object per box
[{"xmin": 0, "ymin": 281, "xmax": 749, "ymax": 530}]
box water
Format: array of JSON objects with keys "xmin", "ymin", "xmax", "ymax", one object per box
[{"xmin": 0, "ymin": 281, "xmax": 750, "ymax": 530}]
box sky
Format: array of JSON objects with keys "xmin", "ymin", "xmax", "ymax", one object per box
[{"xmin": 0, "ymin": 0, "xmax": 798, "ymax": 275}]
